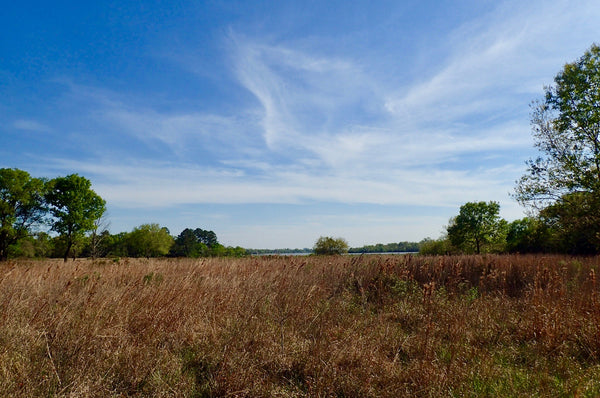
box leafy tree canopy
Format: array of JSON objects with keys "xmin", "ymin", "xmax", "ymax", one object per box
[
  {"xmin": 313, "ymin": 236, "xmax": 349, "ymax": 255},
  {"xmin": 0, "ymin": 168, "xmax": 47, "ymax": 260},
  {"xmin": 515, "ymin": 44, "xmax": 600, "ymax": 208},
  {"xmin": 45, "ymin": 174, "xmax": 106, "ymax": 261},
  {"xmin": 127, "ymin": 223, "xmax": 174, "ymax": 258},
  {"xmin": 447, "ymin": 201, "xmax": 506, "ymax": 254}
]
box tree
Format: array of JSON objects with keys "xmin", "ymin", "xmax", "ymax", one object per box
[
  {"xmin": 446, "ymin": 201, "xmax": 506, "ymax": 254},
  {"xmin": 87, "ymin": 214, "xmax": 110, "ymax": 259},
  {"xmin": 170, "ymin": 227, "xmax": 220, "ymax": 257},
  {"xmin": 514, "ymin": 44, "xmax": 600, "ymax": 253},
  {"xmin": 313, "ymin": 236, "xmax": 349, "ymax": 255},
  {"xmin": 539, "ymin": 191, "xmax": 600, "ymax": 254},
  {"xmin": 194, "ymin": 228, "xmax": 218, "ymax": 247},
  {"xmin": 505, "ymin": 217, "xmax": 551, "ymax": 253},
  {"xmin": 170, "ymin": 228, "xmax": 207, "ymax": 257},
  {"xmin": 418, "ymin": 237, "xmax": 455, "ymax": 255},
  {"xmin": 126, "ymin": 223, "xmax": 174, "ymax": 258},
  {"xmin": 0, "ymin": 168, "xmax": 47, "ymax": 261},
  {"xmin": 45, "ymin": 174, "xmax": 106, "ymax": 262},
  {"xmin": 515, "ymin": 44, "xmax": 600, "ymax": 208}
]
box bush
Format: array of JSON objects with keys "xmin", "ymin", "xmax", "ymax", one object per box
[{"xmin": 419, "ymin": 237, "xmax": 454, "ymax": 255}]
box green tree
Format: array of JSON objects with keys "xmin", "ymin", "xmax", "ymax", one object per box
[
  {"xmin": 105, "ymin": 232, "xmax": 129, "ymax": 257},
  {"xmin": 170, "ymin": 228, "xmax": 208, "ymax": 257},
  {"xmin": 539, "ymin": 191, "xmax": 600, "ymax": 254},
  {"xmin": 0, "ymin": 168, "xmax": 47, "ymax": 261},
  {"xmin": 505, "ymin": 217, "xmax": 551, "ymax": 253},
  {"xmin": 514, "ymin": 44, "xmax": 600, "ymax": 253},
  {"xmin": 194, "ymin": 228, "xmax": 218, "ymax": 247},
  {"xmin": 418, "ymin": 237, "xmax": 455, "ymax": 255},
  {"xmin": 447, "ymin": 201, "xmax": 506, "ymax": 254},
  {"xmin": 126, "ymin": 223, "xmax": 174, "ymax": 257},
  {"xmin": 45, "ymin": 174, "xmax": 106, "ymax": 262},
  {"xmin": 170, "ymin": 227, "xmax": 219, "ymax": 257},
  {"xmin": 313, "ymin": 236, "xmax": 349, "ymax": 255}
]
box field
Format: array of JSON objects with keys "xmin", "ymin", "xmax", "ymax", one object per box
[{"xmin": 1, "ymin": 255, "xmax": 600, "ymax": 397}]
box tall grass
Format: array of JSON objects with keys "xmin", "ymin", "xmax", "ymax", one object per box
[{"xmin": 1, "ymin": 254, "xmax": 600, "ymax": 396}]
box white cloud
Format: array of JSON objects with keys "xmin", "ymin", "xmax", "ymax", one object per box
[
  {"xmin": 13, "ymin": 119, "xmax": 51, "ymax": 132},
  {"xmin": 231, "ymin": 32, "xmax": 383, "ymax": 157},
  {"xmin": 385, "ymin": 0, "xmax": 600, "ymax": 125}
]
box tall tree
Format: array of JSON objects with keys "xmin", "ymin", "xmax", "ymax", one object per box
[
  {"xmin": 514, "ymin": 44, "xmax": 600, "ymax": 253},
  {"xmin": 171, "ymin": 228, "xmax": 206, "ymax": 257},
  {"xmin": 515, "ymin": 44, "xmax": 600, "ymax": 208},
  {"xmin": 0, "ymin": 168, "xmax": 47, "ymax": 261},
  {"xmin": 194, "ymin": 228, "xmax": 218, "ymax": 247},
  {"xmin": 45, "ymin": 174, "xmax": 106, "ymax": 262},
  {"xmin": 447, "ymin": 201, "xmax": 506, "ymax": 254}
]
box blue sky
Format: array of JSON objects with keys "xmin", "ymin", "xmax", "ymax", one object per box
[{"xmin": 1, "ymin": 1, "xmax": 599, "ymax": 248}]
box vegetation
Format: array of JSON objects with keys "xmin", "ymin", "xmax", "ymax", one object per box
[
  {"xmin": 515, "ymin": 44, "xmax": 600, "ymax": 209},
  {"xmin": 2, "ymin": 254, "xmax": 600, "ymax": 397},
  {"xmin": 247, "ymin": 248, "xmax": 312, "ymax": 255},
  {"xmin": 313, "ymin": 236, "xmax": 349, "ymax": 255},
  {"xmin": 126, "ymin": 223, "xmax": 174, "ymax": 258},
  {"xmin": 422, "ymin": 45, "xmax": 600, "ymax": 256},
  {"xmin": 513, "ymin": 44, "xmax": 600, "ymax": 254},
  {"xmin": 0, "ymin": 168, "xmax": 47, "ymax": 261},
  {"xmin": 349, "ymin": 241, "xmax": 419, "ymax": 253},
  {"xmin": 45, "ymin": 174, "xmax": 106, "ymax": 262},
  {"xmin": 418, "ymin": 237, "xmax": 455, "ymax": 255},
  {"xmin": 447, "ymin": 201, "xmax": 506, "ymax": 254},
  {"xmin": 171, "ymin": 228, "xmax": 220, "ymax": 257}
]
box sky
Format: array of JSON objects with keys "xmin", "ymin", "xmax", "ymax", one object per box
[{"xmin": 1, "ymin": 0, "xmax": 599, "ymax": 249}]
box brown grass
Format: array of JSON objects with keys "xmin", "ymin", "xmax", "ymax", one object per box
[{"xmin": 1, "ymin": 254, "xmax": 600, "ymax": 397}]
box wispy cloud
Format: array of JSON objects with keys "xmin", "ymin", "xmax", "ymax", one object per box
[
  {"xmin": 385, "ymin": 0, "xmax": 600, "ymax": 125},
  {"xmin": 231, "ymin": 32, "xmax": 384, "ymax": 156},
  {"xmin": 12, "ymin": 119, "xmax": 51, "ymax": 132}
]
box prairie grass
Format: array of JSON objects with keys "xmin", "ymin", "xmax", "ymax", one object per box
[{"xmin": 1, "ymin": 254, "xmax": 600, "ymax": 397}]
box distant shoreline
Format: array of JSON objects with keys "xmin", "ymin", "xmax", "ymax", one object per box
[{"xmin": 251, "ymin": 251, "xmax": 418, "ymax": 256}]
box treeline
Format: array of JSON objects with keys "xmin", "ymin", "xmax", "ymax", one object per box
[
  {"xmin": 419, "ymin": 199, "xmax": 600, "ymax": 256},
  {"xmin": 349, "ymin": 241, "xmax": 419, "ymax": 253},
  {"xmin": 8, "ymin": 223, "xmax": 246, "ymax": 260},
  {"xmin": 246, "ymin": 248, "xmax": 312, "ymax": 255},
  {"xmin": 0, "ymin": 168, "xmax": 245, "ymax": 261}
]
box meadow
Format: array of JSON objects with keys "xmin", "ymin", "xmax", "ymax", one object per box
[{"xmin": 1, "ymin": 254, "xmax": 600, "ymax": 397}]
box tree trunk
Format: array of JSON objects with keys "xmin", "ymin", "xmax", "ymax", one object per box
[{"xmin": 63, "ymin": 239, "xmax": 73, "ymax": 263}]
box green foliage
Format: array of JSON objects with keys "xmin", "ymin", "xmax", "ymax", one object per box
[
  {"xmin": 418, "ymin": 237, "xmax": 455, "ymax": 255},
  {"xmin": 126, "ymin": 223, "xmax": 174, "ymax": 258},
  {"xmin": 539, "ymin": 191, "xmax": 600, "ymax": 254},
  {"xmin": 246, "ymin": 248, "xmax": 311, "ymax": 255},
  {"xmin": 170, "ymin": 228, "xmax": 216, "ymax": 257},
  {"xmin": 169, "ymin": 228, "xmax": 244, "ymax": 257},
  {"xmin": 348, "ymin": 241, "xmax": 419, "ymax": 253},
  {"xmin": 514, "ymin": 44, "xmax": 600, "ymax": 254},
  {"xmin": 516, "ymin": 44, "xmax": 600, "ymax": 207},
  {"xmin": 313, "ymin": 236, "xmax": 349, "ymax": 255},
  {"xmin": 447, "ymin": 201, "xmax": 506, "ymax": 254},
  {"xmin": 505, "ymin": 217, "xmax": 551, "ymax": 253},
  {"xmin": 0, "ymin": 168, "xmax": 47, "ymax": 260},
  {"xmin": 45, "ymin": 174, "xmax": 106, "ymax": 261}
]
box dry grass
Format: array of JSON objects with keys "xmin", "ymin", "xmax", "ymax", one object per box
[{"xmin": 1, "ymin": 254, "xmax": 600, "ymax": 397}]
